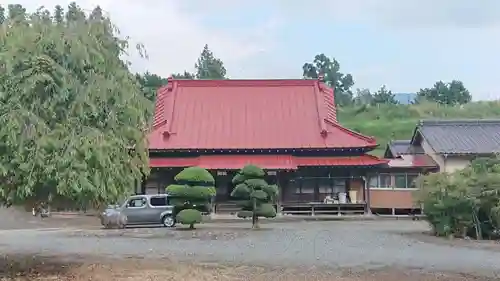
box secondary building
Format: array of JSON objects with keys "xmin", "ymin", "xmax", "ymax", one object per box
[
  {"xmin": 408, "ymin": 119, "xmax": 500, "ymax": 173},
  {"xmin": 378, "ymin": 119, "xmax": 500, "ymax": 215}
]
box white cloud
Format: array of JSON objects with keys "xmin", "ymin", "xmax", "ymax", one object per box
[
  {"xmin": 5, "ymin": 0, "xmax": 280, "ymax": 78},
  {"xmin": 319, "ymin": 0, "xmax": 500, "ymax": 28}
]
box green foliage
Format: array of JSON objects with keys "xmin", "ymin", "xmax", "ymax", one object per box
[
  {"xmin": 166, "ymin": 184, "xmax": 216, "ymax": 199},
  {"xmin": 235, "ymin": 165, "xmax": 265, "ymax": 181},
  {"xmin": 255, "ymin": 203, "xmax": 277, "ymax": 217},
  {"xmin": 195, "ymin": 44, "xmax": 226, "ymax": 79},
  {"xmin": 166, "ymin": 167, "xmax": 216, "ymax": 228},
  {"xmin": 302, "ymin": 53, "xmax": 354, "ymax": 106},
  {"xmin": 0, "ymin": 3, "xmax": 151, "ymax": 207},
  {"xmin": 176, "ymin": 208, "xmax": 202, "ymax": 229},
  {"xmin": 172, "ymin": 71, "xmax": 195, "ymax": 79},
  {"xmin": 237, "ymin": 210, "xmax": 253, "ymax": 218},
  {"xmin": 174, "ymin": 166, "xmax": 215, "ymax": 184},
  {"xmin": 136, "ymin": 72, "xmax": 168, "ymax": 102},
  {"xmin": 417, "ymin": 80, "xmax": 471, "ymax": 105},
  {"xmin": 372, "ymin": 85, "xmax": 398, "ymax": 105},
  {"xmin": 231, "ymin": 165, "xmax": 278, "ymax": 228},
  {"xmin": 353, "ymin": 88, "xmax": 373, "ymax": 105},
  {"xmin": 339, "ymin": 101, "xmax": 500, "ymax": 156},
  {"xmin": 415, "ymin": 156, "xmax": 500, "ymax": 239}
]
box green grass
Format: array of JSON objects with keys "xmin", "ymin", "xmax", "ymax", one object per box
[{"xmin": 337, "ymin": 101, "xmax": 500, "ymax": 157}]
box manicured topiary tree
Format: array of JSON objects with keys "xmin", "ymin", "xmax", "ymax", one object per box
[
  {"xmin": 231, "ymin": 165, "xmax": 278, "ymax": 228},
  {"xmin": 166, "ymin": 166, "xmax": 216, "ymax": 229}
]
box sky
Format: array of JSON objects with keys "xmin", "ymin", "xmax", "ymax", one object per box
[{"xmin": 6, "ymin": 0, "xmax": 500, "ymax": 100}]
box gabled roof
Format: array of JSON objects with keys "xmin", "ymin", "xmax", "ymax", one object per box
[
  {"xmin": 384, "ymin": 140, "xmax": 424, "ymax": 158},
  {"xmin": 148, "ymin": 78, "xmax": 377, "ymax": 150},
  {"xmin": 410, "ymin": 119, "xmax": 500, "ymax": 155}
]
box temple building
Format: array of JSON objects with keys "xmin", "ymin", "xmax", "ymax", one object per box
[{"xmin": 143, "ymin": 77, "xmax": 389, "ymax": 215}]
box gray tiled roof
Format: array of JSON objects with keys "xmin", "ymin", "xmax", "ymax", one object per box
[
  {"xmin": 385, "ymin": 140, "xmax": 425, "ymax": 158},
  {"xmin": 413, "ymin": 119, "xmax": 500, "ymax": 155}
]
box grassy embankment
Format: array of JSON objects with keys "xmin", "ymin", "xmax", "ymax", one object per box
[{"xmin": 337, "ymin": 101, "xmax": 500, "ymax": 156}]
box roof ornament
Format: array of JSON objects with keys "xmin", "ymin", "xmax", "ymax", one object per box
[
  {"xmin": 318, "ymin": 73, "xmax": 325, "ymax": 83},
  {"xmin": 162, "ymin": 130, "xmax": 171, "ymax": 140},
  {"xmin": 166, "ymin": 76, "xmax": 174, "ymax": 91},
  {"xmin": 320, "ymin": 129, "xmax": 328, "ymax": 137}
]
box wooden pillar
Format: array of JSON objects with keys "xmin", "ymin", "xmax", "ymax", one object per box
[
  {"xmin": 363, "ymin": 175, "xmax": 372, "ymax": 215},
  {"xmin": 134, "ymin": 178, "xmax": 139, "ymax": 195},
  {"xmin": 275, "ymin": 171, "xmax": 282, "ymax": 214},
  {"xmin": 140, "ymin": 173, "xmax": 146, "ymax": 194}
]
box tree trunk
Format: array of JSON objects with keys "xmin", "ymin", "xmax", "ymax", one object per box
[
  {"xmin": 251, "ymin": 197, "xmax": 257, "ymax": 229},
  {"xmin": 189, "ymin": 224, "xmax": 194, "ymax": 229}
]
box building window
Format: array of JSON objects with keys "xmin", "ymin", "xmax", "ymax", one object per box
[
  {"xmin": 394, "ymin": 174, "xmax": 407, "ymax": 188},
  {"xmin": 293, "ymin": 178, "xmax": 315, "ymax": 194},
  {"xmin": 373, "ymin": 173, "xmax": 420, "ymax": 189},
  {"xmin": 369, "ymin": 174, "xmax": 392, "ymax": 188},
  {"xmin": 379, "ymin": 174, "xmax": 391, "ymax": 187},
  {"xmin": 318, "ymin": 178, "xmax": 333, "ymax": 194},
  {"xmin": 368, "ymin": 176, "xmax": 378, "ymax": 188},
  {"xmin": 295, "ymin": 186, "xmax": 314, "ymax": 194},
  {"xmin": 406, "ymin": 174, "xmax": 418, "ymax": 188}
]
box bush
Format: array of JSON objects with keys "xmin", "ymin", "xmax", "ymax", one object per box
[
  {"xmin": 166, "ymin": 166, "xmax": 216, "ymax": 229},
  {"xmin": 174, "ymin": 166, "xmax": 215, "ymax": 185},
  {"xmin": 415, "ymin": 156, "xmax": 500, "ymax": 239},
  {"xmin": 176, "ymin": 209, "xmax": 203, "ymax": 228},
  {"xmin": 231, "ymin": 165, "xmax": 278, "ymax": 228}
]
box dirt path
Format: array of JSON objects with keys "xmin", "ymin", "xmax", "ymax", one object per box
[
  {"xmin": 0, "ymin": 255, "xmax": 493, "ymax": 281},
  {"xmin": 0, "ymin": 207, "xmax": 98, "ymax": 230}
]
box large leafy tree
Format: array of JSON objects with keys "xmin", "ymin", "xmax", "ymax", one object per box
[
  {"xmin": 195, "ymin": 44, "xmax": 226, "ymax": 79},
  {"xmin": 417, "ymin": 80, "xmax": 471, "ymax": 105},
  {"xmin": 166, "ymin": 44, "xmax": 226, "ymax": 81},
  {"xmin": 303, "ymin": 54, "xmax": 354, "ymax": 106},
  {"xmin": 372, "ymin": 85, "xmax": 398, "ymax": 105},
  {"xmin": 0, "ymin": 3, "xmax": 151, "ymax": 208},
  {"xmin": 353, "ymin": 88, "xmax": 373, "ymax": 105}
]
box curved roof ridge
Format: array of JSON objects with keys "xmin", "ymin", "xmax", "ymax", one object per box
[{"xmin": 325, "ymin": 119, "xmax": 377, "ymax": 144}]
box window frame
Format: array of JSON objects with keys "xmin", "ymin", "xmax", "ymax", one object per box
[
  {"xmin": 369, "ymin": 173, "xmax": 420, "ymax": 190},
  {"xmin": 405, "ymin": 174, "xmax": 419, "ymax": 190},
  {"xmin": 368, "ymin": 174, "xmax": 393, "ymax": 190}
]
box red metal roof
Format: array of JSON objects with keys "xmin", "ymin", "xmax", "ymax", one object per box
[
  {"xmin": 149, "ymin": 157, "xmax": 199, "ymax": 168},
  {"xmin": 198, "ymin": 155, "xmax": 296, "ymax": 170},
  {"xmin": 149, "ymin": 155, "xmax": 387, "ymax": 169},
  {"xmin": 295, "ymin": 155, "xmax": 388, "ymax": 166},
  {"xmin": 148, "ymin": 78, "xmax": 377, "ymax": 150}
]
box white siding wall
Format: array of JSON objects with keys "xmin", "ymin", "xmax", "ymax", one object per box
[{"xmin": 420, "ymin": 138, "xmax": 470, "ymax": 173}]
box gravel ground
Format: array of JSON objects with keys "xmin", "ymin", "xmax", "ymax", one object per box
[
  {"xmin": 1, "ymin": 219, "xmax": 500, "ymax": 278},
  {"xmin": 0, "ymin": 207, "xmax": 98, "ymax": 230}
]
